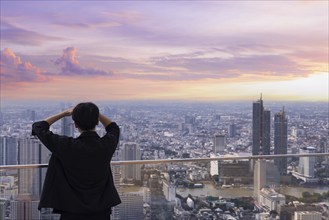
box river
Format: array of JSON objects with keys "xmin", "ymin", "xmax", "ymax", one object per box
[{"xmin": 176, "ymin": 184, "xmax": 329, "ymax": 198}]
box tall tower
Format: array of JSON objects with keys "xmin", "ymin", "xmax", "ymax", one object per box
[
  {"xmin": 122, "ymin": 142, "xmax": 141, "ymax": 181},
  {"xmin": 0, "ymin": 198, "xmax": 6, "ymax": 220},
  {"xmin": 228, "ymin": 123, "xmax": 236, "ymax": 138},
  {"xmin": 17, "ymin": 138, "xmax": 50, "ymax": 196},
  {"xmin": 61, "ymin": 116, "xmax": 74, "ymax": 136},
  {"xmin": 111, "ymin": 149, "xmax": 122, "ymax": 220},
  {"xmin": 0, "ymin": 136, "xmax": 18, "ymax": 165},
  {"xmin": 13, "ymin": 138, "xmax": 51, "ymax": 220},
  {"xmin": 10, "ymin": 199, "xmax": 40, "ymax": 220},
  {"xmin": 111, "ymin": 165, "xmax": 122, "ymax": 220},
  {"xmin": 117, "ymin": 192, "xmax": 144, "ymax": 220},
  {"xmin": 319, "ymin": 137, "xmax": 328, "ymax": 165},
  {"xmin": 298, "ymin": 147, "xmax": 316, "ymax": 178},
  {"xmin": 0, "ymin": 137, "xmax": 5, "ymax": 165},
  {"xmin": 274, "ymin": 107, "xmax": 288, "ymax": 175},
  {"xmin": 213, "ymin": 134, "xmax": 226, "ymax": 155},
  {"xmin": 252, "ymin": 95, "xmax": 271, "ymax": 155}
]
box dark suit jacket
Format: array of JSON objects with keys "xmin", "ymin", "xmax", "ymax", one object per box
[{"xmin": 32, "ymin": 121, "xmax": 121, "ymax": 214}]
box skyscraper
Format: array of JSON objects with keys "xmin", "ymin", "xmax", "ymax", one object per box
[
  {"xmin": 252, "ymin": 95, "xmax": 271, "ymax": 155},
  {"xmin": 10, "ymin": 197, "xmax": 40, "ymax": 220},
  {"xmin": 25, "ymin": 109, "xmax": 36, "ymax": 122},
  {"xmin": 111, "ymin": 165, "xmax": 122, "ymax": 220},
  {"xmin": 274, "ymin": 107, "xmax": 288, "ymax": 175},
  {"xmin": 298, "ymin": 147, "xmax": 316, "ymax": 178},
  {"xmin": 12, "ymin": 138, "xmax": 51, "ymax": 220},
  {"xmin": 210, "ymin": 153, "xmax": 219, "ymax": 176},
  {"xmin": 319, "ymin": 137, "xmax": 328, "ymax": 164},
  {"xmin": 213, "ymin": 134, "xmax": 226, "ymax": 155},
  {"xmin": 61, "ymin": 116, "xmax": 74, "ymax": 137},
  {"xmin": 184, "ymin": 115, "xmax": 195, "ymax": 124},
  {"xmin": 228, "ymin": 123, "xmax": 236, "ymax": 138},
  {"xmin": 0, "ymin": 198, "xmax": 6, "ymax": 220},
  {"xmin": 0, "ymin": 136, "xmax": 18, "ymax": 165},
  {"xmin": 117, "ymin": 192, "xmax": 144, "ymax": 220},
  {"xmin": 122, "ymin": 142, "xmax": 142, "ymax": 181},
  {"xmin": 17, "ymin": 138, "xmax": 49, "ymax": 196}
]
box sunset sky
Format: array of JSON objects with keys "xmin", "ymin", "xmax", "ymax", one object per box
[{"xmin": 1, "ymin": 1, "xmax": 328, "ymax": 103}]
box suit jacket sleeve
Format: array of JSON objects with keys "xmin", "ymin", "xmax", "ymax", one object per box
[{"xmin": 32, "ymin": 121, "xmax": 71, "ymax": 154}]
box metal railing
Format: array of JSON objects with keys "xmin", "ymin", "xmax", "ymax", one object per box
[{"xmin": 1, "ymin": 153, "xmax": 328, "ymax": 169}]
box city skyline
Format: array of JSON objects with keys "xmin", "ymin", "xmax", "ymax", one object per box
[
  {"xmin": 1, "ymin": 1, "xmax": 328, "ymax": 103},
  {"xmin": 1, "ymin": 96, "xmax": 328, "ymax": 219}
]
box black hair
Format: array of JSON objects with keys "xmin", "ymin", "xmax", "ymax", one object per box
[{"xmin": 72, "ymin": 102, "xmax": 99, "ymax": 131}]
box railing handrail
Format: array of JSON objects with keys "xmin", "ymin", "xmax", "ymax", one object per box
[{"xmin": 0, "ymin": 153, "xmax": 328, "ymax": 169}]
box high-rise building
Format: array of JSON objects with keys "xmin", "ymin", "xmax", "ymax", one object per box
[
  {"xmin": 9, "ymin": 197, "xmax": 40, "ymax": 220},
  {"xmin": 0, "ymin": 136, "xmax": 18, "ymax": 165},
  {"xmin": 228, "ymin": 123, "xmax": 236, "ymax": 138},
  {"xmin": 213, "ymin": 134, "xmax": 226, "ymax": 155},
  {"xmin": 162, "ymin": 181, "xmax": 176, "ymax": 202},
  {"xmin": 0, "ymin": 137, "xmax": 5, "ymax": 165},
  {"xmin": 17, "ymin": 138, "xmax": 50, "ymax": 196},
  {"xmin": 184, "ymin": 115, "xmax": 195, "ymax": 124},
  {"xmin": 14, "ymin": 138, "xmax": 55, "ymax": 220},
  {"xmin": 298, "ymin": 147, "xmax": 316, "ymax": 178},
  {"xmin": 111, "ymin": 165, "xmax": 122, "ymax": 220},
  {"xmin": 210, "ymin": 153, "xmax": 219, "ymax": 176},
  {"xmin": 274, "ymin": 107, "xmax": 288, "ymax": 175},
  {"xmin": 319, "ymin": 137, "xmax": 327, "ymax": 153},
  {"xmin": 319, "ymin": 137, "xmax": 328, "ymax": 164},
  {"xmin": 26, "ymin": 109, "xmax": 36, "ymax": 122},
  {"xmin": 117, "ymin": 192, "xmax": 144, "ymax": 220},
  {"xmin": 0, "ymin": 111, "xmax": 3, "ymax": 125},
  {"xmin": 0, "ymin": 198, "xmax": 6, "ymax": 220},
  {"xmin": 61, "ymin": 116, "xmax": 74, "ymax": 136},
  {"xmin": 252, "ymin": 95, "xmax": 271, "ymax": 155},
  {"xmin": 30, "ymin": 110, "xmax": 36, "ymax": 122},
  {"xmin": 122, "ymin": 142, "xmax": 142, "ymax": 181},
  {"xmin": 24, "ymin": 109, "xmax": 36, "ymax": 122}
]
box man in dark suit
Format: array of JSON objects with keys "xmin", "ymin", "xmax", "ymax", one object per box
[{"xmin": 32, "ymin": 102, "xmax": 121, "ymax": 220}]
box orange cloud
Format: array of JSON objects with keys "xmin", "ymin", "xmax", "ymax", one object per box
[{"xmin": 0, "ymin": 48, "xmax": 48, "ymax": 85}]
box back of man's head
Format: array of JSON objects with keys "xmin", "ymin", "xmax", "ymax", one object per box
[{"xmin": 72, "ymin": 102, "xmax": 99, "ymax": 131}]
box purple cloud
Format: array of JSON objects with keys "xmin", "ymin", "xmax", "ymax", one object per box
[
  {"xmin": 150, "ymin": 48, "xmax": 311, "ymax": 79},
  {"xmin": 1, "ymin": 21, "xmax": 64, "ymax": 46},
  {"xmin": 0, "ymin": 48, "xmax": 48, "ymax": 83},
  {"xmin": 54, "ymin": 47, "xmax": 112, "ymax": 76}
]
